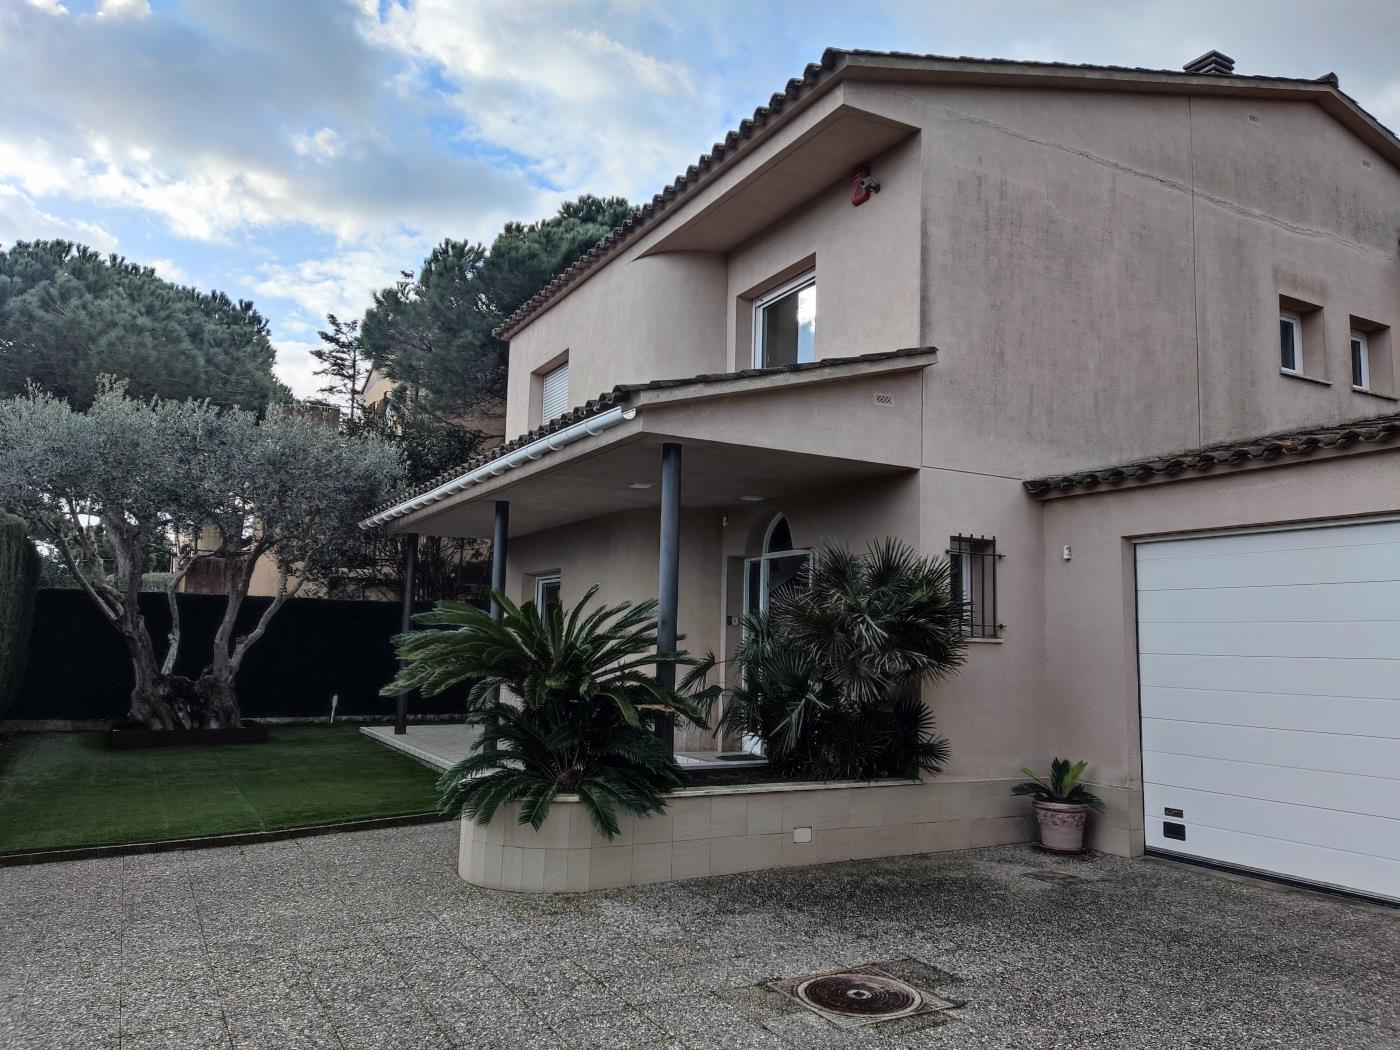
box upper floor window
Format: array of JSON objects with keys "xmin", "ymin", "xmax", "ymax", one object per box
[
  {"xmin": 539, "ymin": 359, "xmax": 569, "ymax": 422},
  {"xmin": 1279, "ymin": 311, "xmax": 1303, "ymax": 375},
  {"xmin": 1350, "ymin": 330, "xmax": 1371, "ymax": 390},
  {"xmin": 754, "ymin": 271, "xmax": 815, "ymax": 368}
]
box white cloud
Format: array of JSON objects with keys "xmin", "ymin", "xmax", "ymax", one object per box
[
  {"xmin": 0, "ymin": 184, "xmax": 117, "ymax": 252},
  {"xmin": 0, "ymin": 2, "xmax": 548, "ymax": 248},
  {"xmin": 22, "ymin": 0, "xmax": 67, "ymax": 15},
  {"xmin": 143, "ymin": 256, "xmax": 186, "ymax": 283},
  {"xmin": 97, "ymin": 0, "xmax": 150, "ymax": 20},
  {"xmin": 361, "ymin": 0, "xmax": 724, "ymax": 198},
  {"xmin": 290, "ymin": 127, "xmax": 344, "ymax": 161},
  {"xmin": 248, "ymin": 235, "xmax": 445, "ymax": 398},
  {"xmin": 271, "ymin": 338, "xmax": 327, "ymax": 401},
  {"xmin": 249, "ymin": 236, "xmax": 429, "ymax": 323}
]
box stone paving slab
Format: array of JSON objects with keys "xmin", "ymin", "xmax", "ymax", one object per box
[{"xmin": 1, "ymin": 824, "xmax": 1396, "ymax": 1049}]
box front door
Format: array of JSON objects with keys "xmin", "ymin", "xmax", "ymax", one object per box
[{"xmin": 738, "ymin": 515, "xmax": 811, "ymax": 754}]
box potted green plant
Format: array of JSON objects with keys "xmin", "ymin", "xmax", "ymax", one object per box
[{"xmin": 1011, "ymin": 758, "xmax": 1106, "ymax": 854}]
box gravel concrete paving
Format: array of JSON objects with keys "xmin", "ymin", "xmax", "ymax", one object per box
[{"xmin": 1, "ymin": 823, "xmax": 1396, "ymax": 1049}]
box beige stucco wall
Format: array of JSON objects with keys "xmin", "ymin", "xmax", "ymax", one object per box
[
  {"xmin": 505, "ymin": 253, "xmax": 729, "ymax": 433},
  {"xmin": 1038, "ymin": 451, "xmax": 1400, "ymax": 805},
  {"xmin": 506, "ymin": 81, "xmax": 1400, "ymax": 477},
  {"xmin": 893, "ymin": 84, "xmax": 1400, "ymax": 478},
  {"xmin": 723, "ymin": 134, "xmax": 923, "ymax": 372}
]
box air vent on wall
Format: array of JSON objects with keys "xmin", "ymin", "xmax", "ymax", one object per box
[{"xmin": 874, "ymin": 392, "xmax": 894, "ymax": 407}]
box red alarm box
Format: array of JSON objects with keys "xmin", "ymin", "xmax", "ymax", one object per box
[{"xmin": 851, "ymin": 165, "xmax": 873, "ymax": 207}]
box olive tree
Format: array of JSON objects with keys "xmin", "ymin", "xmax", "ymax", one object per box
[{"xmin": 0, "ymin": 380, "xmax": 402, "ymax": 728}]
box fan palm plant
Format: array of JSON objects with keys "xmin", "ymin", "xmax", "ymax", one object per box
[
  {"xmin": 1010, "ymin": 758, "xmax": 1106, "ymax": 811},
  {"xmin": 384, "ymin": 587, "xmax": 716, "ymax": 838},
  {"xmin": 714, "ymin": 538, "xmax": 964, "ymax": 780}
]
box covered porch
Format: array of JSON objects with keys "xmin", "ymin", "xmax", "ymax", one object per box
[{"xmin": 364, "ymin": 348, "xmax": 937, "ymax": 752}]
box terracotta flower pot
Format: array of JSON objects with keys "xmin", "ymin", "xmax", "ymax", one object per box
[{"xmin": 1033, "ymin": 799, "xmax": 1089, "ymax": 854}]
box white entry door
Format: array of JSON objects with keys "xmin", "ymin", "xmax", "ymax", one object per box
[{"xmin": 1136, "ymin": 518, "xmax": 1400, "ymax": 902}]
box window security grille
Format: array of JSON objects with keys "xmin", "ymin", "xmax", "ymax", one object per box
[{"xmin": 948, "ymin": 536, "xmax": 1003, "ymax": 639}]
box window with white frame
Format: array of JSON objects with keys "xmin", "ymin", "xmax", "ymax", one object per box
[
  {"xmin": 533, "ymin": 571, "xmax": 561, "ymax": 611},
  {"xmin": 753, "ymin": 271, "xmax": 815, "ymax": 368},
  {"xmin": 742, "ymin": 515, "xmax": 810, "ymax": 619},
  {"xmin": 540, "ymin": 360, "xmax": 569, "ymax": 422},
  {"xmin": 1279, "ymin": 311, "xmax": 1303, "ymax": 375},
  {"xmin": 1351, "ymin": 330, "xmax": 1371, "ymax": 390}
]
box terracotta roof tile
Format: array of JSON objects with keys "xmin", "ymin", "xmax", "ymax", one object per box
[{"xmin": 1023, "ymin": 413, "xmax": 1400, "ymax": 496}]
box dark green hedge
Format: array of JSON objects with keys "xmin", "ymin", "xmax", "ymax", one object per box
[
  {"xmin": 0, "ymin": 512, "xmax": 40, "ymax": 713},
  {"xmin": 8, "ymin": 589, "xmax": 470, "ymax": 722}
]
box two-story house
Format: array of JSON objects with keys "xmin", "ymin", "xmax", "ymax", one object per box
[{"xmin": 363, "ymin": 50, "xmax": 1400, "ymax": 902}]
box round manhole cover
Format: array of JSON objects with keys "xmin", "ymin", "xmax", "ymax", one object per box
[{"xmin": 795, "ymin": 972, "xmax": 924, "ymax": 1021}]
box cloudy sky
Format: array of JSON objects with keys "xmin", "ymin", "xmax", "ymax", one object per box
[{"xmin": 3, "ymin": 0, "xmax": 1398, "ymax": 398}]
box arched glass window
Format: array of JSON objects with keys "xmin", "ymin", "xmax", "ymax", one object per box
[
  {"xmin": 765, "ymin": 514, "xmax": 794, "ymax": 554},
  {"xmin": 744, "ymin": 515, "xmax": 810, "ymax": 619}
]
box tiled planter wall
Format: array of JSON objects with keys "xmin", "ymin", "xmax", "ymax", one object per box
[
  {"xmin": 1086, "ymin": 783, "xmax": 1146, "ymax": 856},
  {"xmin": 459, "ymin": 777, "xmax": 1073, "ymax": 893}
]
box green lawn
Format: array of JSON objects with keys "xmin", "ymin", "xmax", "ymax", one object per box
[{"xmin": 0, "ymin": 725, "xmax": 442, "ymax": 855}]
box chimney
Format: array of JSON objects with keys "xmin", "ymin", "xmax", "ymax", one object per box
[{"xmin": 1183, "ymin": 50, "xmax": 1236, "ymax": 75}]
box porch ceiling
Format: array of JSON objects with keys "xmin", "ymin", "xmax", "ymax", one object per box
[{"xmin": 405, "ymin": 432, "xmax": 911, "ymax": 539}]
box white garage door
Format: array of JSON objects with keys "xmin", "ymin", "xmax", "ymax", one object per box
[{"xmin": 1136, "ymin": 518, "xmax": 1400, "ymax": 903}]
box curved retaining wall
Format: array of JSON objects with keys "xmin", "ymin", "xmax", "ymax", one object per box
[{"xmin": 458, "ymin": 777, "xmax": 1073, "ymax": 892}]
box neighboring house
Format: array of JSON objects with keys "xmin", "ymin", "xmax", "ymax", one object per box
[
  {"xmin": 361, "ymin": 363, "xmax": 507, "ymax": 440},
  {"xmin": 362, "ymin": 363, "xmax": 398, "ymax": 423},
  {"xmin": 363, "ymin": 50, "xmax": 1400, "ymax": 902}
]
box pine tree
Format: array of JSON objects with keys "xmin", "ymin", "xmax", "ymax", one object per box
[
  {"xmin": 311, "ymin": 314, "xmax": 368, "ymax": 424},
  {"xmin": 360, "ymin": 195, "xmax": 633, "ymax": 422},
  {"xmin": 0, "ymin": 240, "xmax": 288, "ymax": 409}
]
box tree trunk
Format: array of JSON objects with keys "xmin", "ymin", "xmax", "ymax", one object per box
[
  {"xmin": 119, "ymin": 602, "xmax": 227, "ymax": 730},
  {"xmin": 195, "ymin": 670, "xmax": 242, "ymax": 729}
]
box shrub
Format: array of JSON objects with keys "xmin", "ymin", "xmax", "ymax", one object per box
[
  {"xmin": 716, "ymin": 538, "xmax": 964, "ymax": 781},
  {"xmin": 0, "ymin": 512, "xmax": 39, "ymax": 712},
  {"xmin": 1011, "ymin": 759, "xmax": 1106, "ymax": 811},
  {"xmin": 385, "ymin": 587, "xmax": 715, "ymax": 838}
]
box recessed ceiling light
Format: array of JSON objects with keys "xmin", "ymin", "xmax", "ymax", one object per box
[
  {"xmin": 739, "ymin": 495, "xmax": 765, "ymax": 502},
  {"xmin": 627, "ymin": 481, "xmax": 653, "ymax": 490}
]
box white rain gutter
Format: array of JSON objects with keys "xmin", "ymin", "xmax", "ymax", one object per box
[{"xmin": 360, "ymin": 405, "xmax": 636, "ymax": 530}]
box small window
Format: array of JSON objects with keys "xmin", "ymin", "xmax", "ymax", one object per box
[
  {"xmin": 1279, "ymin": 312, "xmax": 1303, "ymax": 374},
  {"xmin": 533, "ymin": 572, "xmax": 561, "ymax": 612},
  {"xmin": 1351, "ymin": 330, "xmax": 1370, "ymax": 390},
  {"xmin": 949, "ymin": 536, "xmax": 1001, "ymax": 640},
  {"xmin": 540, "ymin": 360, "xmax": 569, "ymax": 422},
  {"xmin": 754, "ymin": 271, "xmax": 815, "ymax": 368}
]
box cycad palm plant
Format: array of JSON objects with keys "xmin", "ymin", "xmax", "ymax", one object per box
[
  {"xmin": 718, "ymin": 539, "xmax": 964, "ymax": 780},
  {"xmin": 385, "ymin": 587, "xmax": 715, "ymax": 838}
]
